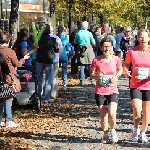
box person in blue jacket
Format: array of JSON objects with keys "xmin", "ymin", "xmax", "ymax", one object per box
[
  {"xmin": 57, "ymin": 26, "xmax": 71, "ymax": 89},
  {"xmin": 19, "ymin": 28, "xmax": 37, "ymax": 66}
]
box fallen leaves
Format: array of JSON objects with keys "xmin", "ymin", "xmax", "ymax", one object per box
[{"xmin": 0, "ymin": 67, "xmax": 96, "ymax": 149}]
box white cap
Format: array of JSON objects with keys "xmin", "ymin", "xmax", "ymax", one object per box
[
  {"xmin": 82, "ymin": 21, "xmax": 88, "ymax": 29},
  {"xmin": 125, "ymin": 26, "xmax": 132, "ymax": 32}
]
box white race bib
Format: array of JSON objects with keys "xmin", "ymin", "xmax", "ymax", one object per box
[
  {"xmin": 99, "ymin": 75, "xmax": 113, "ymax": 85},
  {"xmin": 135, "ymin": 67, "xmax": 149, "ymax": 79}
]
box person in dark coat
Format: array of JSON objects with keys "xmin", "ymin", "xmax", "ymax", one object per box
[
  {"xmin": 69, "ymin": 25, "xmax": 78, "ymax": 75},
  {"xmin": 37, "ymin": 24, "xmax": 58, "ymax": 103}
]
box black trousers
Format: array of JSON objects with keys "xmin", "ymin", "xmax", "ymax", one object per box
[{"xmin": 71, "ymin": 55, "xmax": 78, "ymax": 75}]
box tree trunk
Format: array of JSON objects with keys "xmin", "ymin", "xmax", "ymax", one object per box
[{"xmin": 9, "ymin": 0, "xmax": 19, "ymax": 47}]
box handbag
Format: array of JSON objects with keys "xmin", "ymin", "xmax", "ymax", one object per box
[{"xmin": 0, "ymin": 65, "xmax": 21, "ymax": 100}]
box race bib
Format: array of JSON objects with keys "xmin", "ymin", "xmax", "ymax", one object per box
[
  {"xmin": 135, "ymin": 67, "xmax": 149, "ymax": 79},
  {"xmin": 99, "ymin": 75, "xmax": 113, "ymax": 85}
]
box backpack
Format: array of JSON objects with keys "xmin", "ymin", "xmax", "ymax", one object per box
[{"xmin": 37, "ymin": 35, "xmax": 57, "ymax": 64}]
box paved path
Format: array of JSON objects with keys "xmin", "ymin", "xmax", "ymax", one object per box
[
  {"xmin": 1, "ymin": 76, "xmax": 150, "ymax": 150},
  {"xmin": 32, "ymin": 76, "xmax": 150, "ymax": 150}
]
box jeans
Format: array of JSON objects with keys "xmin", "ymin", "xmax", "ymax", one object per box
[
  {"xmin": 80, "ymin": 65, "xmax": 87, "ymax": 81},
  {"xmin": 80, "ymin": 64, "xmax": 95, "ymax": 84},
  {"xmin": 59, "ymin": 60, "xmax": 68, "ymax": 86},
  {"xmin": 93, "ymin": 45, "xmax": 98, "ymax": 57},
  {"xmin": 94, "ymin": 51, "xmax": 98, "ymax": 57},
  {"xmin": 32, "ymin": 59, "xmax": 38, "ymax": 75},
  {"xmin": 37, "ymin": 63, "xmax": 53, "ymax": 100},
  {"xmin": 0, "ymin": 98, "xmax": 13, "ymax": 124}
]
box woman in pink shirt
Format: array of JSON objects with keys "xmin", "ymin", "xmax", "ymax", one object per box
[
  {"xmin": 90, "ymin": 37, "xmax": 122, "ymax": 143},
  {"xmin": 124, "ymin": 29, "xmax": 150, "ymax": 143}
]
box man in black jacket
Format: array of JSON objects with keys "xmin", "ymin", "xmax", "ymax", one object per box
[
  {"xmin": 37, "ymin": 24, "xmax": 58, "ymax": 103},
  {"xmin": 69, "ymin": 25, "xmax": 78, "ymax": 75}
]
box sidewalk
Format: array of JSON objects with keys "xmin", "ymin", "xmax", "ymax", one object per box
[{"xmin": 0, "ymin": 76, "xmax": 150, "ymax": 150}]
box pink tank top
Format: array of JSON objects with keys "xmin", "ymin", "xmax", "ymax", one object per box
[
  {"xmin": 126, "ymin": 47, "xmax": 150, "ymax": 90},
  {"xmin": 91, "ymin": 55, "xmax": 122, "ymax": 95}
]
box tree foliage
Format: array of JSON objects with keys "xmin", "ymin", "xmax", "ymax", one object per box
[
  {"xmin": 54, "ymin": 0, "xmax": 150, "ymax": 27},
  {"xmin": 19, "ymin": 0, "xmax": 150, "ymax": 28}
]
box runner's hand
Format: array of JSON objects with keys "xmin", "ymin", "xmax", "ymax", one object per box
[
  {"xmin": 96, "ymin": 72, "xmax": 105, "ymax": 80},
  {"xmin": 110, "ymin": 75, "xmax": 118, "ymax": 84},
  {"xmin": 124, "ymin": 71, "xmax": 132, "ymax": 78}
]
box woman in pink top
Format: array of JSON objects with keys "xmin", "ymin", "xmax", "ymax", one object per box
[
  {"xmin": 90, "ymin": 37, "xmax": 122, "ymax": 143},
  {"xmin": 124, "ymin": 29, "xmax": 150, "ymax": 143}
]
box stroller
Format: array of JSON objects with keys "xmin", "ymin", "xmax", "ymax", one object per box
[{"xmin": 14, "ymin": 65, "xmax": 41, "ymax": 112}]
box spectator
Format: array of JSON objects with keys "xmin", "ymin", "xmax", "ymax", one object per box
[
  {"xmin": 0, "ymin": 31, "xmax": 30, "ymax": 127},
  {"xmin": 115, "ymin": 27, "xmax": 124, "ymax": 59},
  {"xmin": 120, "ymin": 26, "xmax": 135, "ymax": 60},
  {"xmin": 58, "ymin": 25, "xmax": 71, "ymax": 89},
  {"xmin": 75, "ymin": 21, "xmax": 95, "ymax": 85},
  {"xmin": 88, "ymin": 24, "xmax": 98, "ymax": 57},
  {"xmin": 69, "ymin": 25, "xmax": 78, "ymax": 75},
  {"xmin": 16, "ymin": 28, "xmax": 37, "ymax": 66},
  {"xmin": 37, "ymin": 24, "xmax": 58, "ymax": 102},
  {"xmin": 107, "ymin": 30, "xmax": 116, "ymax": 54},
  {"xmin": 50, "ymin": 31, "xmax": 62, "ymax": 98}
]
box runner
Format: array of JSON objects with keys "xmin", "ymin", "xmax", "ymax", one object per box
[
  {"xmin": 123, "ymin": 29, "xmax": 150, "ymax": 143},
  {"xmin": 90, "ymin": 37, "xmax": 122, "ymax": 143}
]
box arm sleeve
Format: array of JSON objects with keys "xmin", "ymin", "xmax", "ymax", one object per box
[
  {"xmin": 66, "ymin": 40, "xmax": 71, "ymax": 51},
  {"xmin": 116, "ymin": 56, "xmax": 122, "ymax": 68},
  {"xmin": 90, "ymin": 58, "xmax": 97, "ymax": 72},
  {"xmin": 74, "ymin": 34, "xmax": 78, "ymax": 43},
  {"xmin": 120, "ymin": 38, "xmax": 124, "ymax": 50},
  {"xmin": 89, "ymin": 32, "xmax": 95, "ymax": 43},
  {"xmin": 125, "ymin": 50, "xmax": 132, "ymax": 63},
  {"xmin": 10, "ymin": 50, "xmax": 25, "ymax": 67}
]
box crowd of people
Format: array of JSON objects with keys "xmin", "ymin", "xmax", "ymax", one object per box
[{"xmin": 0, "ymin": 21, "xmax": 150, "ymax": 144}]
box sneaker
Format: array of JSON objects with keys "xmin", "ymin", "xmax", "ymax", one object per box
[
  {"xmin": 0, "ymin": 122, "xmax": 5, "ymax": 127},
  {"xmin": 131, "ymin": 128, "xmax": 140, "ymax": 142},
  {"xmin": 110, "ymin": 129, "xmax": 118, "ymax": 143},
  {"xmin": 43, "ymin": 99, "xmax": 54, "ymax": 103},
  {"xmin": 139, "ymin": 133, "xmax": 148, "ymax": 143},
  {"xmin": 6, "ymin": 121, "xmax": 20, "ymax": 128},
  {"xmin": 101, "ymin": 134, "xmax": 109, "ymax": 144}
]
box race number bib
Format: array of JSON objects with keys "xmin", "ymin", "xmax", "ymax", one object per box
[
  {"xmin": 99, "ymin": 75, "xmax": 113, "ymax": 85},
  {"xmin": 135, "ymin": 67, "xmax": 149, "ymax": 79}
]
